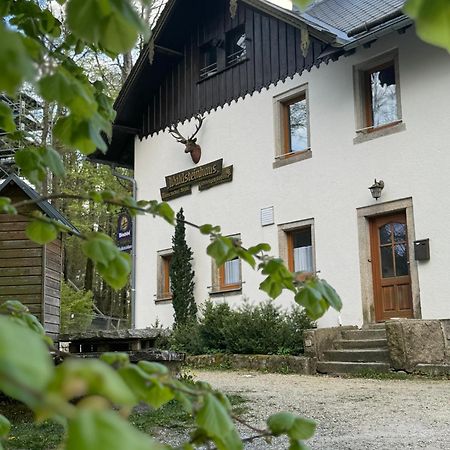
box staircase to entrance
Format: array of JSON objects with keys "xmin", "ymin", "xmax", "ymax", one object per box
[{"xmin": 316, "ymin": 324, "xmax": 391, "ymax": 375}]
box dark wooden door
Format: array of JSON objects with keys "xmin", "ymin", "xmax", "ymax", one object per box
[{"xmin": 370, "ymin": 212, "xmax": 413, "ymax": 321}]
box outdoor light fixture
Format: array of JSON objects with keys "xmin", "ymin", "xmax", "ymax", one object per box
[{"xmin": 369, "ymin": 179, "xmax": 384, "ymax": 200}]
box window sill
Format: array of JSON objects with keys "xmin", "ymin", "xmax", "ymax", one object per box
[
  {"xmin": 197, "ymin": 58, "xmax": 249, "ymax": 84},
  {"xmin": 209, "ymin": 286, "xmax": 242, "ymax": 297},
  {"xmin": 354, "ymin": 120, "xmax": 405, "ymax": 145},
  {"xmin": 273, "ymin": 149, "xmax": 312, "ymax": 169},
  {"xmin": 155, "ymin": 296, "xmax": 172, "ymax": 304}
]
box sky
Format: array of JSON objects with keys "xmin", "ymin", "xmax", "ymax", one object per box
[{"xmin": 269, "ymin": 0, "xmax": 293, "ymax": 8}]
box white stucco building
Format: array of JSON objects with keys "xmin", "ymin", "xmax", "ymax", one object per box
[{"xmin": 95, "ymin": 0, "xmax": 450, "ymax": 329}]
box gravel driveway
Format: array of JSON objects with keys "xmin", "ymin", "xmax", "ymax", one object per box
[{"xmin": 192, "ymin": 370, "xmax": 450, "ymax": 450}]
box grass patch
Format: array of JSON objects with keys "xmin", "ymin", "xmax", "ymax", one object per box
[{"xmin": 1, "ymin": 394, "xmax": 249, "ymax": 449}]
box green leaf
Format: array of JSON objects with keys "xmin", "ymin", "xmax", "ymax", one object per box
[
  {"xmin": 248, "ymin": 243, "xmax": 271, "ymax": 254},
  {"xmin": 26, "ymin": 218, "xmax": 58, "ymax": 245},
  {"xmin": 50, "ymin": 359, "xmax": 137, "ymax": 406},
  {"xmin": 0, "ymin": 102, "xmax": 16, "ymax": 133},
  {"xmin": 40, "ymin": 147, "xmax": 65, "ymax": 178},
  {"xmin": 288, "ymin": 417, "xmax": 316, "ymax": 441},
  {"xmin": 404, "ymin": 0, "xmax": 450, "ymax": 52},
  {"xmin": 199, "ymin": 224, "xmax": 221, "ymax": 235},
  {"xmin": 66, "ymin": 0, "xmax": 145, "ymax": 54},
  {"xmin": 289, "ymin": 440, "xmax": 310, "ymax": 450},
  {"xmin": 14, "ymin": 148, "xmax": 47, "ymax": 186},
  {"xmin": 0, "ymin": 315, "xmax": 53, "ymax": 407},
  {"xmin": 97, "ymin": 252, "xmax": 131, "ymax": 290},
  {"xmin": 66, "ymin": 410, "xmax": 164, "ymax": 450},
  {"xmin": 0, "ymin": 197, "xmax": 17, "ymax": 215},
  {"xmin": 0, "ymin": 415, "xmax": 11, "ymax": 439},
  {"xmin": 0, "ymin": 23, "xmax": 34, "ymax": 96},
  {"xmin": 137, "ymin": 361, "xmax": 169, "ymax": 376},
  {"xmin": 291, "ymin": 0, "xmax": 314, "ymax": 10},
  {"xmin": 82, "ymin": 233, "xmax": 117, "ymax": 266},
  {"xmin": 53, "ymin": 113, "xmax": 108, "ymax": 155},
  {"xmin": 267, "ymin": 412, "xmax": 296, "ymax": 436},
  {"xmin": 295, "ymin": 287, "xmax": 329, "ymax": 320},
  {"xmin": 207, "ymin": 236, "xmax": 234, "ymax": 266},
  {"xmin": 39, "ymin": 68, "xmax": 97, "ymax": 118},
  {"xmin": 196, "ymin": 393, "xmax": 243, "ymax": 450},
  {"xmin": 314, "ymin": 279, "xmax": 342, "ymax": 311},
  {"xmin": 118, "ymin": 365, "xmax": 174, "ymax": 409},
  {"xmin": 100, "ymin": 352, "xmax": 130, "ymax": 368}
]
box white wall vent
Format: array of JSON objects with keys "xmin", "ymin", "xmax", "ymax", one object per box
[{"xmin": 260, "ymin": 206, "xmax": 274, "ymax": 227}]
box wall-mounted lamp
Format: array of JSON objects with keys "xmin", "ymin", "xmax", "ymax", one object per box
[{"xmin": 369, "ymin": 179, "xmax": 384, "ymax": 200}]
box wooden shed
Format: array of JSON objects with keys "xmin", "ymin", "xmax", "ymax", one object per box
[{"xmin": 0, "ymin": 174, "xmax": 78, "ymax": 340}]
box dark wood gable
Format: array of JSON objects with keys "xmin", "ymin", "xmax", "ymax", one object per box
[{"xmin": 94, "ymin": 0, "xmax": 334, "ymax": 167}]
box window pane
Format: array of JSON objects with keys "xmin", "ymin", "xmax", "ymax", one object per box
[
  {"xmin": 395, "ymin": 243, "xmax": 409, "ymax": 276},
  {"xmin": 288, "ymin": 98, "xmax": 308, "ymax": 152},
  {"xmin": 392, "ymin": 222, "xmax": 406, "ymax": 243},
  {"xmin": 226, "ymin": 26, "xmax": 246, "ymax": 65},
  {"xmin": 292, "ymin": 228, "xmax": 313, "ymax": 272},
  {"xmin": 380, "ymin": 246, "xmax": 395, "ymax": 278},
  {"xmin": 379, "ymin": 224, "xmax": 391, "ymax": 245},
  {"xmin": 370, "ymin": 64, "xmax": 398, "ymax": 127},
  {"xmin": 224, "ymin": 258, "xmax": 240, "ymax": 285}
]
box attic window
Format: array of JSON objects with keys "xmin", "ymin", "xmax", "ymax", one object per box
[
  {"xmin": 226, "ymin": 25, "xmax": 246, "ymax": 66},
  {"xmin": 200, "ymin": 42, "xmax": 218, "ymax": 80}
]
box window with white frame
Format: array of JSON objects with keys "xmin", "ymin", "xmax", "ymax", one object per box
[
  {"xmin": 211, "ymin": 235, "xmax": 242, "ymax": 293},
  {"xmin": 278, "ymin": 219, "xmax": 316, "ymax": 278}
]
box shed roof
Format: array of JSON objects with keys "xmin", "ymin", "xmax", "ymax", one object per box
[{"xmin": 0, "ymin": 173, "xmax": 79, "ymax": 235}]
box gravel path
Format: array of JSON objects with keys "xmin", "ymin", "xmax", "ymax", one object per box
[{"xmin": 191, "ymin": 370, "xmax": 450, "ymax": 450}]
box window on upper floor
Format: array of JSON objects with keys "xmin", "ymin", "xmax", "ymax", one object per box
[
  {"xmin": 283, "ymin": 93, "xmax": 309, "ymax": 154},
  {"xmin": 156, "ymin": 250, "xmax": 172, "ymax": 302},
  {"xmin": 354, "ymin": 50, "xmax": 405, "ymax": 143},
  {"xmin": 200, "ymin": 42, "xmax": 218, "ymax": 80},
  {"xmin": 364, "ymin": 61, "xmax": 399, "ymax": 129},
  {"xmin": 273, "ymin": 85, "xmax": 311, "ymax": 169},
  {"xmin": 226, "ymin": 25, "xmax": 246, "ymax": 66}
]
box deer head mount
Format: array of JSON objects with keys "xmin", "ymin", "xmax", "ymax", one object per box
[{"xmin": 168, "ymin": 115, "xmax": 205, "ymax": 164}]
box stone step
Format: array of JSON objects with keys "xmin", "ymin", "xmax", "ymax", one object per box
[
  {"xmin": 323, "ymin": 349, "xmax": 390, "ymax": 363},
  {"xmin": 341, "ymin": 329, "xmax": 386, "ymax": 340},
  {"xmin": 317, "ymin": 361, "xmax": 391, "ymax": 375},
  {"xmin": 413, "ymin": 364, "xmax": 450, "ymax": 377},
  {"xmin": 334, "ymin": 338, "xmax": 388, "ymax": 350},
  {"xmin": 365, "ymin": 322, "xmax": 387, "ymax": 329}
]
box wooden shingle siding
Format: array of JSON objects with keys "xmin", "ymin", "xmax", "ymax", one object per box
[{"xmin": 140, "ymin": 1, "xmax": 326, "ymax": 137}]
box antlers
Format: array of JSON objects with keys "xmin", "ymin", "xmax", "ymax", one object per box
[
  {"xmin": 168, "ymin": 114, "xmax": 204, "ymax": 144},
  {"xmin": 168, "ymin": 115, "xmax": 205, "ymax": 164}
]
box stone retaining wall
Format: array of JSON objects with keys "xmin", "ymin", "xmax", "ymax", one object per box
[
  {"xmin": 385, "ymin": 319, "xmax": 450, "ymax": 372},
  {"xmin": 186, "ymin": 354, "xmax": 317, "ymax": 375}
]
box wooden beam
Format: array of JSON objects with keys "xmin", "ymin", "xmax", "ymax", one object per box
[
  {"xmin": 113, "ymin": 124, "xmax": 141, "ymax": 134},
  {"xmin": 155, "ymin": 45, "xmax": 183, "ymax": 58}
]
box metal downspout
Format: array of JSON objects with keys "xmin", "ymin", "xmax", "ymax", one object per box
[{"xmin": 112, "ymin": 168, "xmax": 137, "ymax": 329}]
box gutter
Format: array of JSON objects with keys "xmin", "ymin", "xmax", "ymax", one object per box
[
  {"xmin": 111, "ymin": 168, "xmax": 138, "ymax": 329},
  {"xmin": 347, "ymin": 8, "xmax": 405, "ymax": 37}
]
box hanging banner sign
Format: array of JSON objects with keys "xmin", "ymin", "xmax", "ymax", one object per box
[{"xmin": 117, "ymin": 212, "xmax": 133, "ymax": 252}]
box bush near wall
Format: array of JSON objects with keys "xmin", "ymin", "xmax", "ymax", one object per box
[{"xmin": 170, "ymin": 300, "xmax": 315, "ymax": 356}]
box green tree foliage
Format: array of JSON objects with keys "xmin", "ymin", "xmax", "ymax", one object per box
[
  {"xmin": 170, "ymin": 300, "xmax": 314, "ymax": 356},
  {"xmin": 0, "ymin": 303, "xmax": 316, "ymax": 449},
  {"xmin": 170, "ymin": 208, "xmax": 197, "ymax": 325},
  {"xmin": 60, "ymin": 281, "xmax": 94, "ymax": 334}
]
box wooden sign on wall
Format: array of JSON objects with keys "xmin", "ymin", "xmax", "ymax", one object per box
[{"xmin": 161, "ymin": 159, "xmax": 233, "ymax": 201}]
